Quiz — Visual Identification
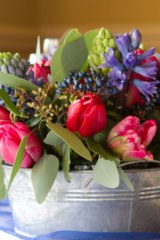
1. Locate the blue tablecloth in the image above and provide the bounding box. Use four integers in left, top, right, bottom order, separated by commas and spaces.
1, 198, 160, 240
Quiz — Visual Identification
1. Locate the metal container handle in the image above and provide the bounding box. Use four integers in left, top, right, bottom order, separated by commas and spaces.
120, 159, 160, 168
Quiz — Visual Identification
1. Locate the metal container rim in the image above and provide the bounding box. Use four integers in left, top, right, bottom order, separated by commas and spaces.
2, 159, 160, 174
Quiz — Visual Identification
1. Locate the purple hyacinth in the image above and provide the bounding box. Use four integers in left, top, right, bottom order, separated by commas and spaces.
123, 52, 136, 69
132, 79, 160, 102
130, 29, 142, 50
136, 47, 156, 64
133, 60, 158, 80
25, 69, 45, 87
108, 67, 126, 91
115, 33, 133, 59
98, 48, 125, 72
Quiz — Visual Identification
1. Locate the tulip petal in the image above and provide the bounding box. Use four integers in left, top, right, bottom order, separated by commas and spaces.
15, 122, 42, 161
67, 99, 84, 133
20, 151, 34, 168
122, 149, 145, 161
0, 107, 10, 120
1, 138, 19, 165
140, 120, 157, 147
78, 105, 107, 137
107, 116, 140, 143
144, 151, 153, 160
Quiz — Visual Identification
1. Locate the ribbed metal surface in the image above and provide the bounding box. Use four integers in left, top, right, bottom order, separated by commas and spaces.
3, 164, 160, 236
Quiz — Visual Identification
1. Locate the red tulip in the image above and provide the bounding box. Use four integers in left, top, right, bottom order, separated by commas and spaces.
125, 50, 158, 108
0, 121, 42, 168
107, 116, 157, 161
67, 94, 107, 137
0, 106, 10, 120
29, 63, 50, 83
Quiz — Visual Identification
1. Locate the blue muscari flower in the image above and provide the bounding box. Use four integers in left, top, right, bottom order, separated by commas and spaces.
108, 67, 126, 91
132, 79, 160, 102
133, 60, 158, 80
97, 48, 125, 71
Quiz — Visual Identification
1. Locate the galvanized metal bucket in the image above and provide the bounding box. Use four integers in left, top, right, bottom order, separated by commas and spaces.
3, 161, 160, 237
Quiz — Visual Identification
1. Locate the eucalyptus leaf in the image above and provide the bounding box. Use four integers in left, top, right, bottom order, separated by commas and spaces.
0, 88, 28, 118
80, 59, 88, 71
64, 29, 81, 44
0, 72, 51, 104
92, 157, 119, 188
93, 127, 110, 147
0, 184, 6, 200
118, 167, 134, 191
47, 74, 52, 84
51, 30, 98, 82
46, 122, 92, 161
44, 130, 64, 146
62, 145, 71, 183
0, 72, 38, 92
26, 115, 41, 127
114, 158, 121, 167
31, 153, 59, 204
59, 29, 72, 46
86, 137, 116, 160
0, 163, 4, 188
6, 135, 28, 196
107, 111, 123, 120
36, 36, 41, 65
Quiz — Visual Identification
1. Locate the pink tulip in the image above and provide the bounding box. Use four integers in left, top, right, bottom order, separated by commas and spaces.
29, 63, 50, 83
107, 116, 157, 161
0, 121, 42, 168
67, 93, 107, 137
0, 106, 10, 120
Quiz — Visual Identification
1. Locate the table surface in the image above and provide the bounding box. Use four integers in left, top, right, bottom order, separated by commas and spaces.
0, 198, 160, 240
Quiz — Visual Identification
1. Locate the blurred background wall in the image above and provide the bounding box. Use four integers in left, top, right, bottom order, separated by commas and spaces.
0, 0, 160, 58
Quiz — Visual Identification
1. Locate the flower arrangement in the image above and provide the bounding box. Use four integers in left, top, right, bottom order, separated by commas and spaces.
0, 28, 159, 204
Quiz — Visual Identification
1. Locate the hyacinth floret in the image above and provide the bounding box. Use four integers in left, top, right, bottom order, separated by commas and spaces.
108, 67, 126, 91
25, 69, 45, 87
98, 48, 125, 71
132, 79, 160, 102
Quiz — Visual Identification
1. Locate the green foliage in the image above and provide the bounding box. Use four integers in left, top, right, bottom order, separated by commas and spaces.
0, 163, 6, 200
51, 30, 98, 82
62, 145, 71, 183
0, 88, 28, 118
63, 29, 81, 44
0, 184, 6, 200
58, 29, 73, 46
92, 157, 119, 188
118, 167, 134, 191
0, 162, 4, 188
26, 115, 41, 127
86, 137, 116, 160
46, 122, 92, 161
0, 72, 51, 104
0, 71, 38, 92
44, 129, 64, 146
106, 111, 123, 121
31, 153, 59, 204
5, 136, 29, 196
